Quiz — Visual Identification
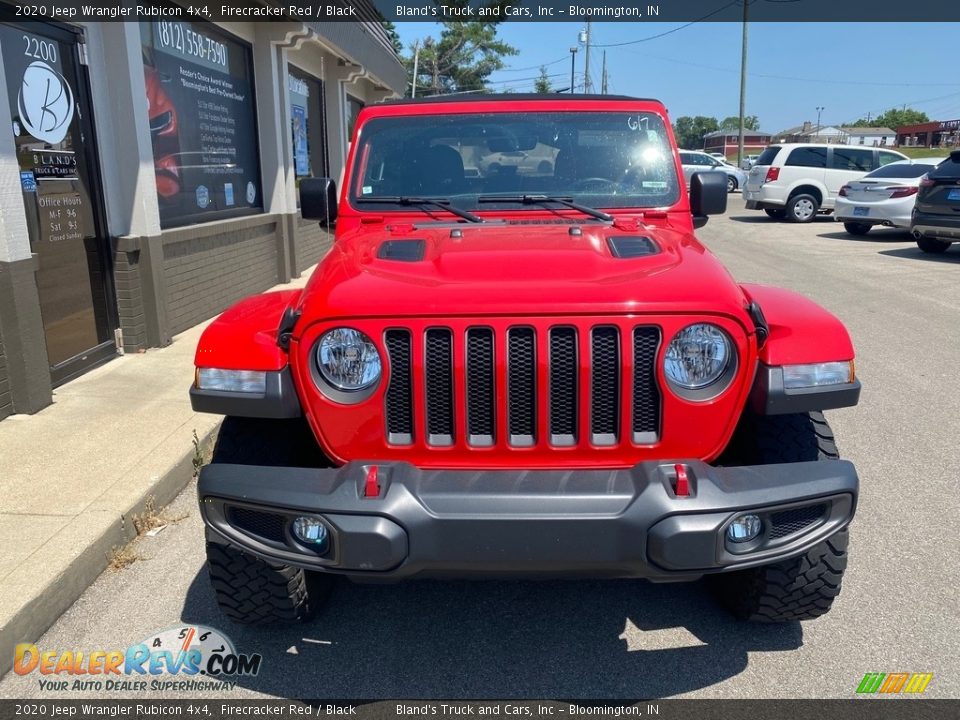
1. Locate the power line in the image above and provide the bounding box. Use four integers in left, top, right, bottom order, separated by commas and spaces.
497, 55, 570, 73
591, 1, 741, 48
616, 49, 960, 89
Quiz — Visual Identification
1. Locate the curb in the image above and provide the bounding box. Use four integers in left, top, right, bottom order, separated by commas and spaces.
0, 421, 221, 678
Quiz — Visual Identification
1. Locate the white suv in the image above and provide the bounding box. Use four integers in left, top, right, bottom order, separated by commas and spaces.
743, 143, 908, 222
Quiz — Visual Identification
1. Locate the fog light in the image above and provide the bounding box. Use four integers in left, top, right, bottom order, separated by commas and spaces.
727, 514, 762, 543
291, 517, 329, 551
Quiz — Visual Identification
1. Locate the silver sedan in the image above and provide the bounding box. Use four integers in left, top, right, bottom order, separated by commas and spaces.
835, 158, 946, 235
679, 150, 748, 193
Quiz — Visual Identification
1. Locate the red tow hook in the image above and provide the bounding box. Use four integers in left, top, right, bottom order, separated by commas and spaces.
363, 465, 381, 498
673, 463, 690, 498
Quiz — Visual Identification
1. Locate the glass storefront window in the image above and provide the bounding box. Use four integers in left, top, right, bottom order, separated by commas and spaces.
288, 66, 327, 192
140, 21, 262, 228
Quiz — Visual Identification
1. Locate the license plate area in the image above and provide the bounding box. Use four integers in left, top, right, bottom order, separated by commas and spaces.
853, 206, 870, 217
947, 188, 960, 201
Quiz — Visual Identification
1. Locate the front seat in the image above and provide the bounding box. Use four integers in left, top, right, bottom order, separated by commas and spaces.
410, 145, 466, 196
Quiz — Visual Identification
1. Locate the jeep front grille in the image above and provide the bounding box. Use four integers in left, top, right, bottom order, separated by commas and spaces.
383, 324, 662, 449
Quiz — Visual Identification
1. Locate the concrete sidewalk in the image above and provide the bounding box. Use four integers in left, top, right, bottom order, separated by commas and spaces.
0, 270, 312, 678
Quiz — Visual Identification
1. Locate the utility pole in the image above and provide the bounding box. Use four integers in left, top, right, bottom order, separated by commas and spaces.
569, 47, 578, 94
816, 106, 825, 140
737, 0, 748, 168
601, 51, 608, 95
583, 21, 592, 93
411, 40, 420, 98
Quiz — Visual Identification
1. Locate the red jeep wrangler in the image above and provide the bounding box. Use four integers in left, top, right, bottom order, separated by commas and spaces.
191, 95, 860, 624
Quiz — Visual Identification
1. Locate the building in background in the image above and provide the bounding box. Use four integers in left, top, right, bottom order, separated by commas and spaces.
837, 127, 896, 146
701, 129, 774, 160
896, 119, 960, 148
0, 11, 405, 421
776, 121, 846, 144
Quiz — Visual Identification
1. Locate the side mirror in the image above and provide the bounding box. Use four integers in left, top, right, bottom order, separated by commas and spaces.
300, 177, 338, 225
690, 171, 727, 229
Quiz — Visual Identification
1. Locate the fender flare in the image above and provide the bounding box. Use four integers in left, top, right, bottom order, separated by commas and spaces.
741, 284, 860, 415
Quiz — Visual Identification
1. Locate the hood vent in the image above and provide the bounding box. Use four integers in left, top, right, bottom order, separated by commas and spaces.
378, 240, 426, 262
607, 236, 659, 259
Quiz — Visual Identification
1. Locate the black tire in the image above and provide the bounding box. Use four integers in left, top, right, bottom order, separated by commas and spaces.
727, 175, 737, 193
205, 417, 335, 624
710, 412, 849, 622
916, 236, 951, 254
206, 542, 333, 624
786, 193, 819, 223
843, 222, 872, 236
764, 208, 786, 219
537, 160, 553, 174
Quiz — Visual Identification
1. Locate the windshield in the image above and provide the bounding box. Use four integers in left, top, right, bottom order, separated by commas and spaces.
350, 111, 680, 211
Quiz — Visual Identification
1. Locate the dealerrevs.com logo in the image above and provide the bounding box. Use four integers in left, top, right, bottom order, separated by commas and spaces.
13, 625, 261, 693
856, 672, 934, 695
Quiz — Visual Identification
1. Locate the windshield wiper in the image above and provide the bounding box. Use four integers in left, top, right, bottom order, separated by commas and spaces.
357, 196, 483, 223
476, 194, 613, 222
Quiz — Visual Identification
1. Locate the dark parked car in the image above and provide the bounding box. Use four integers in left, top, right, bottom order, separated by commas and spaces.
912, 150, 960, 253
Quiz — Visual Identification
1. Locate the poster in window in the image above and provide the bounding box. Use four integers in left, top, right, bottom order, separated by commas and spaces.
292, 104, 309, 177
140, 21, 262, 228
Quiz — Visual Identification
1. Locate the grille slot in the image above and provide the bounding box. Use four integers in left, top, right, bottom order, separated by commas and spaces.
632, 327, 662, 443
549, 327, 578, 446
466, 328, 495, 446
384, 330, 414, 444
769, 504, 826, 540
507, 327, 537, 446
424, 329, 454, 446
228, 507, 286, 543
590, 326, 620, 445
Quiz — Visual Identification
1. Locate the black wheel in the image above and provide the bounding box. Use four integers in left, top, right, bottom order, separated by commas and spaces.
710, 412, 849, 622
726, 175, 737, 193
916, 236, 951, 254
206, 542, 333, 624
843, 222, 872, 236
786, 193, 819, 223
205, 417, 335, 624
537, 160, 553, 174
764, 208, 786, 219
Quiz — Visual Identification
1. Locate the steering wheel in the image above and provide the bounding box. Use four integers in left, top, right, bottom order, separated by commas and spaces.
571, 177, 620, 192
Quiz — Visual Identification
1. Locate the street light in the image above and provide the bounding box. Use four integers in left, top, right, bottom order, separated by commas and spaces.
569, 47, 578, 95
816, 106, 825, 142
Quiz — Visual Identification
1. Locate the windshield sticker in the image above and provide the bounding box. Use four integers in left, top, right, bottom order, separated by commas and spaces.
642, 181, 668, 189
362, 186, 373, 195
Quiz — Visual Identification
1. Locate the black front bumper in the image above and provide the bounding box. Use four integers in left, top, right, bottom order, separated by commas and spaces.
198, 459, 857, 581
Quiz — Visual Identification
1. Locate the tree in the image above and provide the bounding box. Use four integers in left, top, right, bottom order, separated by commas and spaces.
719, 115, 760, 131
382, 21, 403, 56
851, 107, 929, 129
673, 116, 719, 150
406, 21, 518, 96
534, 66, 552, 94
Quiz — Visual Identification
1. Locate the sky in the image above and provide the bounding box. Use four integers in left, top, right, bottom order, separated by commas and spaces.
393, 22, 960, 133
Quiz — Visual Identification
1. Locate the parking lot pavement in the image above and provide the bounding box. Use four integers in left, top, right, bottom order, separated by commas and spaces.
2, 201, 958, 700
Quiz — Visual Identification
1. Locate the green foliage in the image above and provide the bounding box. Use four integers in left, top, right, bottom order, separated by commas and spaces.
673, 115, 720, 149
719, 115, 760, 131
534, 66, 552, 94
406, 18, 518, 96
850, 107, 929, 129
382, 21, 403, 56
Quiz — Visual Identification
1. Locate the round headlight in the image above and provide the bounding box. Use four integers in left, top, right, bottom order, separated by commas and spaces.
664, 323, 732, 391
315, 328, 382, 392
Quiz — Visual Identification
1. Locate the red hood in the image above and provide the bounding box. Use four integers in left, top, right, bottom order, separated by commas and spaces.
296, 219, 751, 328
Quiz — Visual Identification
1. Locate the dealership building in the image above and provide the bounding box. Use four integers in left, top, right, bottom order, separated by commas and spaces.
0, 12, 406, 421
